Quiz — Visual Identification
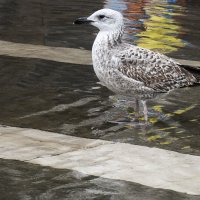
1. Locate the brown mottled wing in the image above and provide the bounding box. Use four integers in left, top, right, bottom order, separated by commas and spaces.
113, 46, 196, 92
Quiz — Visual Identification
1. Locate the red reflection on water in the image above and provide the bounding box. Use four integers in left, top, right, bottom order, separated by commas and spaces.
123, 0, 148, 34
122, 0, 187, 35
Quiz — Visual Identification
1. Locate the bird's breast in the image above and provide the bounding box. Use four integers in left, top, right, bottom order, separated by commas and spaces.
92, 42, 112, 81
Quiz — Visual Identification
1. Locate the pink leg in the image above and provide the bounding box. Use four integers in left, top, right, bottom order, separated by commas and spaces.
141, 100, 148, 122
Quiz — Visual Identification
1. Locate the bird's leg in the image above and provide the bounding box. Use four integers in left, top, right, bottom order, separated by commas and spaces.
135, 99, 140, 113
141, 100, 148, 122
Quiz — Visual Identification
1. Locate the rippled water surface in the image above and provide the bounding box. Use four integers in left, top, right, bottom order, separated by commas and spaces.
0, 0, 200, 199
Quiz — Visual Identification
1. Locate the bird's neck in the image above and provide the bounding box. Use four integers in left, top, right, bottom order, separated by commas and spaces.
93, 27, 124, 49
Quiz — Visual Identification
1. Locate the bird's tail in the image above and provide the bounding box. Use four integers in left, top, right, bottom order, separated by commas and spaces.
180, 64, 200, 83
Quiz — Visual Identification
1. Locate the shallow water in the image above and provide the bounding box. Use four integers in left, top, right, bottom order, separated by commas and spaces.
0, 0, 200, 199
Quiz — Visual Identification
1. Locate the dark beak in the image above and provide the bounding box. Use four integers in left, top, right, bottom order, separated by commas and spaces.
73, 17, 94, 25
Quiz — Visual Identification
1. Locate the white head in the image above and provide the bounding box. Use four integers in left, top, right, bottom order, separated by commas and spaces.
74, 9, 124, 32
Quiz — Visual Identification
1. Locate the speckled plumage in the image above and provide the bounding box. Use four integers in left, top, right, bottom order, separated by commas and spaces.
76, 9, 200, 98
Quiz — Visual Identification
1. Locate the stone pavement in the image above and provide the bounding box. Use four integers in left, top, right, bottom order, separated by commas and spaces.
0, 125, 200, 195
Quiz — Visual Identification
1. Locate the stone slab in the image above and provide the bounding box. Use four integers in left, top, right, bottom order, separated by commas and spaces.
0, 40, 200, 69
0, 126, 200, 195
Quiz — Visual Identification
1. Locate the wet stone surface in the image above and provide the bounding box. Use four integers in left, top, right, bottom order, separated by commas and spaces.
0, 159, 199, 200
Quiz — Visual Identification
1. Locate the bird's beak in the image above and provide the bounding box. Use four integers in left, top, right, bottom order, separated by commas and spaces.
73, 17, 94, 25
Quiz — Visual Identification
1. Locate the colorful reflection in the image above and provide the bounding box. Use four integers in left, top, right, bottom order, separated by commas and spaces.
104, 0, 187, 54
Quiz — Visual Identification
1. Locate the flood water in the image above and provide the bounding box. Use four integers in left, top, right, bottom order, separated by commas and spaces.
0, 0, 200, 199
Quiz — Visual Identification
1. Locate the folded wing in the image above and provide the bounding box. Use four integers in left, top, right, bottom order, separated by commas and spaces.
113, 45, 197, 92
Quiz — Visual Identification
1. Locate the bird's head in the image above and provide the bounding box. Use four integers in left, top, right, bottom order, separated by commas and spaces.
74, 9, 124, 32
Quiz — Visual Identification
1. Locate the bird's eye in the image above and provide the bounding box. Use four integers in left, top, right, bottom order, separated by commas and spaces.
98, 15, 105, 20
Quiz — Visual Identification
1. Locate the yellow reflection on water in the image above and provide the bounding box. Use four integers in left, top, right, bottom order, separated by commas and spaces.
136, 3, 186, 53
105, 0, 187, 54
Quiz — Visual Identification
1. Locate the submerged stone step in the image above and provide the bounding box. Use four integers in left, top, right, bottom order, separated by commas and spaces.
0, 40, 92, 65
0, 125, 200, 195
0, 40, 200, 69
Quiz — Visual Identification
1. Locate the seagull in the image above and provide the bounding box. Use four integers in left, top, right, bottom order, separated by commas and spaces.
74, 8, 200, 121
